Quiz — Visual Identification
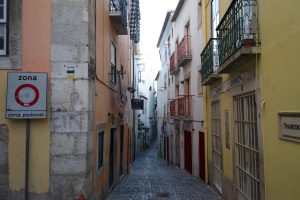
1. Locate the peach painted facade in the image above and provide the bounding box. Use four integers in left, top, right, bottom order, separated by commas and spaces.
0, 0, 135, 199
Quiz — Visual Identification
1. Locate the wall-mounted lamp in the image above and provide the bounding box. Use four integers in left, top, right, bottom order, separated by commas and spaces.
108, 113, 115, 125
127, 87, 136, 93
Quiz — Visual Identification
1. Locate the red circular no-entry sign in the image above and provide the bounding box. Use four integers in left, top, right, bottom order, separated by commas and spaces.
15, 84, 40, 107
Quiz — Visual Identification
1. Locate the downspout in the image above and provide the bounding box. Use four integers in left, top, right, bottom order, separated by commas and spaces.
132, 42, 136, 161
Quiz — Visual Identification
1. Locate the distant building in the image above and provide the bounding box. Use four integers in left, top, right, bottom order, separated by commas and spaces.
156, 0, 206, 180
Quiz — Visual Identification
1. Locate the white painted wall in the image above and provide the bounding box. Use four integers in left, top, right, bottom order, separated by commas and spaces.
167, 0, 205, 177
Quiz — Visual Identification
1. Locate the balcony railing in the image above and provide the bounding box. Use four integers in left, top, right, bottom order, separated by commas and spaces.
169, 99, 177, 117
177, 35, 192, 66
109, 0, 128, 35
217, 0, 259, 72
169, 51, 179, 74
178, 95, 192, 118
200, 38, 220, 85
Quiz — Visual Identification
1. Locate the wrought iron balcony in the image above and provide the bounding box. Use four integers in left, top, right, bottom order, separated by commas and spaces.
168, 99, 177, 118
178, 95, 192, 119
177, 35, 192, 67
169, 51, 179, 74
109, 0, 128, 35
217, 0, 260, 73
200, 38, 220, 85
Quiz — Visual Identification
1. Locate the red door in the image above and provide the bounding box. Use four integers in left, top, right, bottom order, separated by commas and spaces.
184, 131, 192, 174
199, 132, 206, 181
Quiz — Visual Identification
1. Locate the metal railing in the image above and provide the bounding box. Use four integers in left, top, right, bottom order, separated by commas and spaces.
169, 52, 177, 72
109, 0, 128, 28
177, 35, 192, 66
169, 100, 177, 117
178, 95, 192, 118
217, 0, 257, 65
200, 38, 219, 81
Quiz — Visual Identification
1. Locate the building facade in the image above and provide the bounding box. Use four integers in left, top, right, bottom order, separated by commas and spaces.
156, 0, 206, 180
201, 0, 300, 200
0, 0, 140, 199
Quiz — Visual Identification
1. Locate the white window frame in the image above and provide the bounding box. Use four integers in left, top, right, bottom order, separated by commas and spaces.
211, 101, 223, 193
211, 0, 219, 38
0, 0, 8, 55
234, 92, 260, 200
110, 39, 117, 83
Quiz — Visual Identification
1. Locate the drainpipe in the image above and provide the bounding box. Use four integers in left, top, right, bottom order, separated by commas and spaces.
132, 44, 136, 161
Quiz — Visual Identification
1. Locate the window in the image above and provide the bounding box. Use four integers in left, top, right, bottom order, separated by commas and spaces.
211, 0, 219, 38
120, 65, 124, 79
111, 40, 117, 83
97, 131, 104, 171
138, 71, 142, 83
211, 101, 223, 193
164, 45, 168, 63
0, 0, 8, 55
197, 0, 202, 29
167, 36, 171, 56
234, 93, 260, 200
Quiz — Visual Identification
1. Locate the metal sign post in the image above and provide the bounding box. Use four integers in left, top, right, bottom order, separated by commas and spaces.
25, 119, 30, 200
6, 72, 48, 200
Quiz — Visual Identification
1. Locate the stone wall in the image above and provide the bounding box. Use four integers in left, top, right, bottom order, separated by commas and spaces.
0, 124, 8, 199
50, 0, 95, 199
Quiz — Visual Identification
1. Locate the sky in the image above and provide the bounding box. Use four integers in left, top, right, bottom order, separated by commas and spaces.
139, 0, 179, 79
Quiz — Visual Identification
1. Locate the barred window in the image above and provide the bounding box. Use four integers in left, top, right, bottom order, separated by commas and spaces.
0, 0, 7, 55
234, 93, 260, 200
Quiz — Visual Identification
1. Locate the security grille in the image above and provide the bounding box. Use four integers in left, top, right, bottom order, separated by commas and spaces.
234, 93, 260, 200
211, 101, 223, 193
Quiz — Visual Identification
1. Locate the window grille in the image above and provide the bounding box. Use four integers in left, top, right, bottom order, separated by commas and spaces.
234, 93, 260, 200
0, 0, 7, 55
211, 101, 223, 192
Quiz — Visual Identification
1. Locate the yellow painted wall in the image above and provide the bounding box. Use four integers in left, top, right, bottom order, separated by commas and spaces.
203, 0, 234, 183
259, 0, 300, 199
0, 0, 51, 193
204, 0, 300, 199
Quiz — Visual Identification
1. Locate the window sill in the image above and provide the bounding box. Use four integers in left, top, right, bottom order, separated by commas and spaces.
0, 56, 22, 70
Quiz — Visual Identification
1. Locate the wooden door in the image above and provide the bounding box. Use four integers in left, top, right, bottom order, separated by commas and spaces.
184, 131, 192, 174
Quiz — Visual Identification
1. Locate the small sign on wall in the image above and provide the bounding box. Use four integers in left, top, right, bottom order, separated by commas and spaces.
279, 112, 300, 142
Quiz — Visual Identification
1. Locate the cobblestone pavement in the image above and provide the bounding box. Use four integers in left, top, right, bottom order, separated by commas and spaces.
107, 144, 221, 200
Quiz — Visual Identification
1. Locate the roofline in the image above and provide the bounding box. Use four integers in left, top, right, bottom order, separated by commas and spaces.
156, 11, 174, 47
155, 71, 160, 81
171, 0, 185, 22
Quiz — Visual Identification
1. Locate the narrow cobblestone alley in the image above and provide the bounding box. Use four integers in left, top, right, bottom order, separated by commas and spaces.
107, 144, 221, 200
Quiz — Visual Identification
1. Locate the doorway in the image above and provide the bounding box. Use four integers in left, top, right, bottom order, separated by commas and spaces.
109, 128, 116, 188
120, 126, 124, 176
199, 132, 206, 181
211, 101, 223, 193
184, 131, 192, 174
